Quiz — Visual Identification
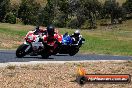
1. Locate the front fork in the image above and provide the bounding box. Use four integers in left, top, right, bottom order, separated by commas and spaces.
24, 41, 32, 52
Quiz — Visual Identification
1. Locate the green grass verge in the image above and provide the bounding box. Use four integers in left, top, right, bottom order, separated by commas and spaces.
0, 27, 28, 37
81, 32, 132, 55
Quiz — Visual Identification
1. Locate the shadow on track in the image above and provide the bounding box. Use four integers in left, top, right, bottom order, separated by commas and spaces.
54, 54, 69, 56
16, 56, 54, 60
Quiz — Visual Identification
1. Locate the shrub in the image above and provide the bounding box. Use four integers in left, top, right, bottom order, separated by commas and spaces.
16, 18, 23, 24
53, 20, 64, 28
67, 18, 80, 29
53, 14, 68, 28
4, 12, 16, 24
81, 20, 90, 29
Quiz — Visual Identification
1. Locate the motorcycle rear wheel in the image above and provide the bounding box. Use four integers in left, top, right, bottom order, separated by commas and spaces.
41, 52, 50, 59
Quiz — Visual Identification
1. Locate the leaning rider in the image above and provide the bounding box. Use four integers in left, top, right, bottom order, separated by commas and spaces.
42, 25, 62, 50
70, 29, 82, 44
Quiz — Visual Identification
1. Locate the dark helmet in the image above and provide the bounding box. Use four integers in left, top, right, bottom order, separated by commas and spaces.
35, 26, 40, 31
34, 26, 40, 34
47, 25, 55, 35
36, 26, 39, 29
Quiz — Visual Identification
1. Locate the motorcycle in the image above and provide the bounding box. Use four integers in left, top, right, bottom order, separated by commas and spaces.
53, 32, 85, 56
16, 30, 58, 59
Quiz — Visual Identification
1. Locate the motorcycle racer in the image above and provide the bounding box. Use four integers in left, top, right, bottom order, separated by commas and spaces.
41, 25, 62, 51
34, 26, 47, 36
24, 26, 45, 41
70, 29, 82, 44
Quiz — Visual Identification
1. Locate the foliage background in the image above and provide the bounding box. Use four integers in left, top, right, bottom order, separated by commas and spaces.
0, 0, 131, 29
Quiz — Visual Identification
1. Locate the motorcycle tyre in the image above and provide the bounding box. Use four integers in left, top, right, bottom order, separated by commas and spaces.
69, 48, 79, 56
41, 52, 50, 59
16, 44, 28, 58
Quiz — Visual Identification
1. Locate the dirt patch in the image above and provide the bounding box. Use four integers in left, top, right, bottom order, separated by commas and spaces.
0, 33, 23, 49
0, 40, 22, 49
0, 23, 34, 31
0, 61, 131, 88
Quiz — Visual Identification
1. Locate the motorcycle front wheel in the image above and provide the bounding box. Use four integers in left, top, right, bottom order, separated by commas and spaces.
16, 44, 29, 58
69, 48, 79, 56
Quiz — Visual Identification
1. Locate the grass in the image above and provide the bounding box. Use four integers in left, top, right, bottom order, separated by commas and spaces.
0, 27, 28, 37
99, 0, 126, 4
0, 20, 132, 55
80, 31, 132, 55
0, 23, 32, 49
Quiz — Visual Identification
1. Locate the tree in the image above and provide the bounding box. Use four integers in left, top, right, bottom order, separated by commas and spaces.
123, 0, 132, 14
18, 0, 40, 25
0, 0, 10, 22
123, 0, 132, 19
68, 0, 83, 28
9, 0, 21, 17
58, 0, 70, 27
102, 0, 124, 24
38, 0, 55, 26
78, 0, 101, 29
4, 12, 16, 24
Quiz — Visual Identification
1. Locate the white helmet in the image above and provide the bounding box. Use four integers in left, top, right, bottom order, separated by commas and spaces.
74, 30, 80, 36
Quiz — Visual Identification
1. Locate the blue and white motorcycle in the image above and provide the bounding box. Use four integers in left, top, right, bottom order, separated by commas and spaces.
53, 32, 85, 56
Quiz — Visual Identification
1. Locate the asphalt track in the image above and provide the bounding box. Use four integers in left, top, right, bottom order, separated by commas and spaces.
0, 50, 132, 63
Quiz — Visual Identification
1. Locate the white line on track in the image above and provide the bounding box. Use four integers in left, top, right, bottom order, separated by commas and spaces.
0, 60, 128, 67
